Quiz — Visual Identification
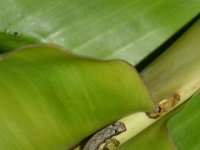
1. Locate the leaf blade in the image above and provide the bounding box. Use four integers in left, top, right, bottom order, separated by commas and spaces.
1, 0, 199, 64
0, 45, 153, 149
168, 94, 200, 150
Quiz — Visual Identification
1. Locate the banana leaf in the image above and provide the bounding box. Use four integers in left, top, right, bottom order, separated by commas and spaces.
1, 0, 199, 65
0, 45, 153, 149
168, 93, 200, 150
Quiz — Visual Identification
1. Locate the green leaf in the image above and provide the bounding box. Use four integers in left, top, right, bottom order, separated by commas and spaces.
0, 45, 153, 149
1, 0, 199, 65
168, 94, 200, 150
0, 33, 39, 53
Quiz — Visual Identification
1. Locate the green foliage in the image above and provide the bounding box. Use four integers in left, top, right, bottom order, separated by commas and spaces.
0, 45, 153, 149
0, 0, 200, 149
1, 0, 199, 65
168, 93, 200, 150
